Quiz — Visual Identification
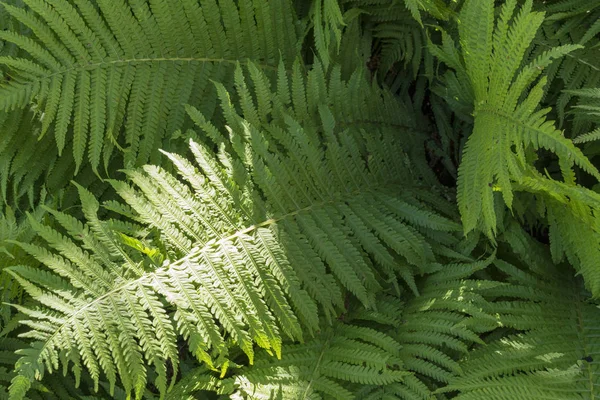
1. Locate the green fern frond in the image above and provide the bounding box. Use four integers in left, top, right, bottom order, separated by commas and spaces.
534, 0, 600, 126
445, 248, 600, 399
572, 128, 600, 144
340, 255, 496, 400
512, 169, 600, 296
307, 0, 346, 68
565, 88, 600, 144
0, 204, 46, 329
232, 322, 407, 400
343, 0, 453, 27
164, 317, 407, 399
5, 61, 459, 399
433, 0, 598, 238
338, 0, 454, 83
0, 0, 301, 182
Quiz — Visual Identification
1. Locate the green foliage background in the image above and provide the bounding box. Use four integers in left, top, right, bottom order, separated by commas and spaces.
0, 0, 599, 399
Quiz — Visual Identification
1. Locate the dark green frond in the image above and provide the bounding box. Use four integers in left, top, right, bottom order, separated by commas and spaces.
0, 0, 301, 193
446, 247, 600, 399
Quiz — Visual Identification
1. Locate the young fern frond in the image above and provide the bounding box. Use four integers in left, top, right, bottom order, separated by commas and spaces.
0, 0, 301, 179
432, 0, 599, 238
6, 61, 460, 399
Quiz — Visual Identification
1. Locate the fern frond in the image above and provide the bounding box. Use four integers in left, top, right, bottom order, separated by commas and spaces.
0, 204, 46, 329
0, 0, 301, 183
337, 0, 455, 85
512, 168, 600, 296
341, 256, 496, 400
534, 0, 600, 126
445, 246, 600, 399
565, 88, 600, 145
434, 0, 598, 238
233, 322, 407, 400
6, 61, 459, 399
343, 0, 453, 27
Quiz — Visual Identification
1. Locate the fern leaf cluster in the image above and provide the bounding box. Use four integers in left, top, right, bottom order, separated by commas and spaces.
5, 61, 460, 399
0, 0, 300, 198
1, 0, 600, 399
433, 0, 599, 238
444, 223, 600, 399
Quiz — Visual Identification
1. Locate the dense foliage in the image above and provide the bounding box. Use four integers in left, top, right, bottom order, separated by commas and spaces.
0, 0, 599, 399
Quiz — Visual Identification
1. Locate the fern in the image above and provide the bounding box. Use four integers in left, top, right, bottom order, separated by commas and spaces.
566, 88, 600, 145
535, 0, 600, 126
349, 255, 497, 400
344, 1, 425, 75
148, 255, 500, 400
344, 0, 453, 27
0, 204, 47, 331
515, 168, 600, 296
445, 224, 600, 399
232, 322, 407, 399
431, 0, 599, 238
0, 0, 301, 185
5, 61, 460, 399
2, 1, 600, 399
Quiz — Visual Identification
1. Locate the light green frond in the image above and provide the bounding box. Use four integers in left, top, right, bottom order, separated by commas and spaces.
437, 0, 597, 238
6, 61, 459, 399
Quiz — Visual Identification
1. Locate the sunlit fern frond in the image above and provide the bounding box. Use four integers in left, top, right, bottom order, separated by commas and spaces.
231, 322, 408, 400
167, 255, 499, 400
5, 61, 460, 399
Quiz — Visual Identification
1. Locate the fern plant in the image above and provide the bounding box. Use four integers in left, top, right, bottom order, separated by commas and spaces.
0, 0, 301, 196
445, 221, 600, 399
2, 0, 600, 399
431, 0, 599, 238
535, 0, 600, 126
5, 61, 462, 399
146, 254, 500, 400
567, 88, 600, 145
